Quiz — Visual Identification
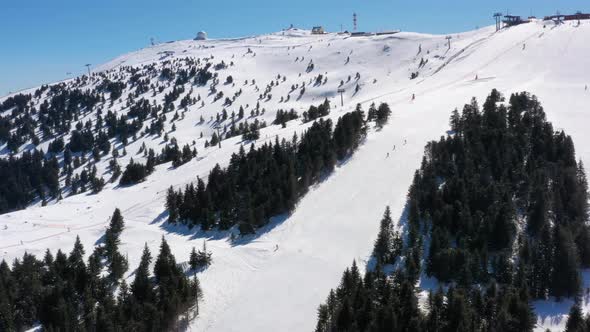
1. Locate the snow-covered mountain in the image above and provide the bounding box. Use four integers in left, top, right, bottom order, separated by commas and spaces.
1, 20, 590, 332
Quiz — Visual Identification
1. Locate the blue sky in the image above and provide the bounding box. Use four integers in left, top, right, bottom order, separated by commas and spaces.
1, 0, 587, 96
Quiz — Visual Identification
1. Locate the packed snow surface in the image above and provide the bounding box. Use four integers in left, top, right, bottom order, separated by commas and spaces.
2, 21, 590, 332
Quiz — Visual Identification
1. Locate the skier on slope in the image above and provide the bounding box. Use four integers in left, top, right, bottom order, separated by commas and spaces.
411, 93, 415, 101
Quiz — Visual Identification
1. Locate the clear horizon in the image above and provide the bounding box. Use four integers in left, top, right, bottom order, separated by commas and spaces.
1, 0, 588, 96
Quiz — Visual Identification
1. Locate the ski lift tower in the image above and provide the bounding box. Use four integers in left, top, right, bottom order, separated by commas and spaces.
84, 64, 91, 77
494, 12, 503, 31
445, 36, 452, 49
337, 88, 346, 107
213, 124, 222, 149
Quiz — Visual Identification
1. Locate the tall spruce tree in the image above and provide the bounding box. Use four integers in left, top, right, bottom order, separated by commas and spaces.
373, 206, 393, 265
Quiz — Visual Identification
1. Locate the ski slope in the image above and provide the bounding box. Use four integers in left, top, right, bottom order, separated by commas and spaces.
2, 20, 590, 332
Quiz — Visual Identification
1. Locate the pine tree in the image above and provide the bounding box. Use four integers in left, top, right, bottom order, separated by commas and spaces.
577, 161, 589, 222
68, 236, 88, 294
154, 236, 177, 283
109, 208, 124, 236
210, 132, 219, 147
565, 301, 585, 332
189, 247, 198, 271
132, 244, 154, 303
550, 226, 582, 299
166, 186, 179, 223
375, 103, 391, 128
367, 103, 377, 121
576, 226, 590, 268
449, 108, 461, 133
109, 251, 128, 283
194, 241, 212, 268
103, 208, 128, 282
373, 206, 393, 264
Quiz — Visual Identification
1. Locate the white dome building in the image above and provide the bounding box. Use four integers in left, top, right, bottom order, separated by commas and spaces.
195, 31, 207, 40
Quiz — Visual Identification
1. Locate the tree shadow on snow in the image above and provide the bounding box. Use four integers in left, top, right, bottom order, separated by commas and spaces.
177, 260, 211, 276
153, 210, 290, 247
157, 220, 230, 243
150, 210, 169, 225
229, 213, 290, 247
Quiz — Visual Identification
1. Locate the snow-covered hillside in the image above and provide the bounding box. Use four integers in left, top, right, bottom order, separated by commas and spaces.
2, 20, 590, 332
